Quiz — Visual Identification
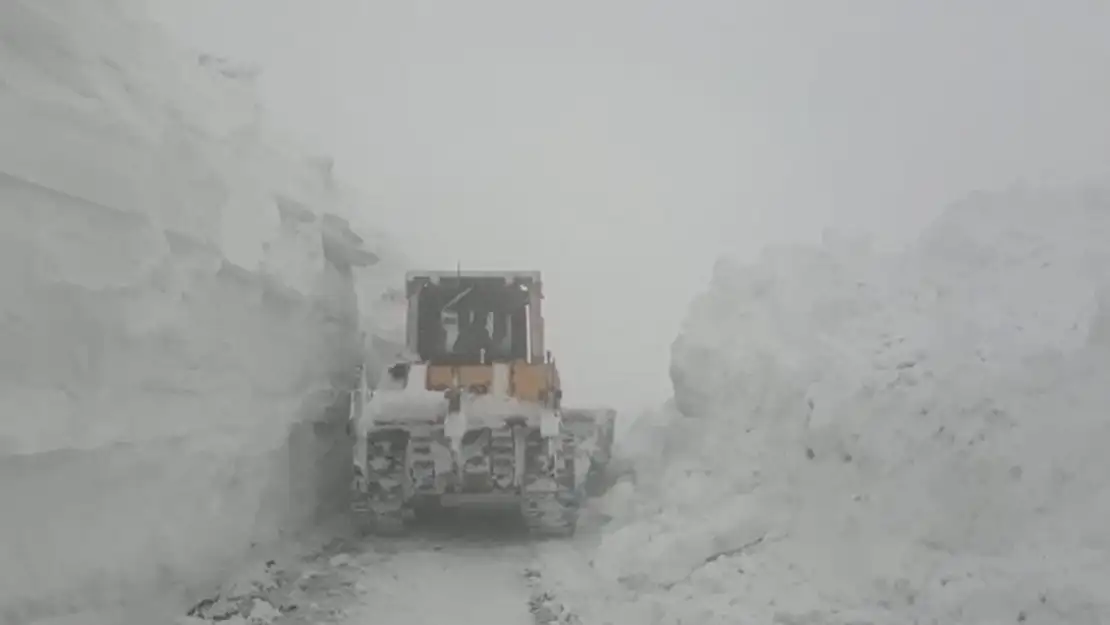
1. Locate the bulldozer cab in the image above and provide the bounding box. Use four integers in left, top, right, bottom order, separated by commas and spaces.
405, 270, 546, 366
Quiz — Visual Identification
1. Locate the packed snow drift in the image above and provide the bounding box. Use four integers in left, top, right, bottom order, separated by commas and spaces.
541, 184, 1110, 625
0, 2, 404, 622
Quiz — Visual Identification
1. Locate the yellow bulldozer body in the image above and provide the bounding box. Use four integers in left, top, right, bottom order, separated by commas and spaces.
348, 269, 612, 536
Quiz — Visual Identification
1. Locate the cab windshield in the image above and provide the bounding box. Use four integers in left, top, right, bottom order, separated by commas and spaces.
413, 277, 532, 364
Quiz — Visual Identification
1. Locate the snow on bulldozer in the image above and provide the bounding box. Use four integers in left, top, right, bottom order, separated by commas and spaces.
349, 270, 615, 537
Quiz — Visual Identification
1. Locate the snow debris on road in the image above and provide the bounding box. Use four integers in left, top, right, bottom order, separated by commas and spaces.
184, 558, 286, 624
179, 532, 372, 625
536, 185, 1110, 625
524, 566, 581, 625
176, 517, 554, 625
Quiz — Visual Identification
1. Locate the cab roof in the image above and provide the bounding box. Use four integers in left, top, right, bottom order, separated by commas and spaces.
405, 270, 543, 298
405, 270, 541, 282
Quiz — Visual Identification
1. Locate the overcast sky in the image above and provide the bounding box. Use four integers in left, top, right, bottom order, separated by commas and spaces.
149, 0, 1110, 412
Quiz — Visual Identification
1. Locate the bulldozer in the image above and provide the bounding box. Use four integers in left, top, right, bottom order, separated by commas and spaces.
348, 270, 615, 536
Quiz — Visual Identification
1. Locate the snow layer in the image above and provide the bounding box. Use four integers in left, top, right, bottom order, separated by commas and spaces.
542, 184, 1110, 625
0, 2, 402, 622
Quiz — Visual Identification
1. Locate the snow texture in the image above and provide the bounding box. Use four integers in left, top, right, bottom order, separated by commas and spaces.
541, 184, 1110, 625
335, 541, 535, 625
185, 531, 538, 625
0, 2, 404, 623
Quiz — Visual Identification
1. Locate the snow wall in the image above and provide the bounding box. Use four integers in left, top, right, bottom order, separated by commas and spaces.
545, 184, 1110, 625
0, 3, 405, 623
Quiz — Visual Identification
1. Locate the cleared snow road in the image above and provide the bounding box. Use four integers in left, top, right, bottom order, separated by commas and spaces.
335, 539, 536, 625
242, 514, 550, 625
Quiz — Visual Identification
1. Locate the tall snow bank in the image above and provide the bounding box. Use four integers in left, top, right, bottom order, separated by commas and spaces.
545, 185, 1110, 625
0, 3, 401, 623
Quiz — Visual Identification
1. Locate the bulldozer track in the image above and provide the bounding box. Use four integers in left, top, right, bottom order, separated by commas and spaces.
521, 431, 581, 537
355, 430, 410, 534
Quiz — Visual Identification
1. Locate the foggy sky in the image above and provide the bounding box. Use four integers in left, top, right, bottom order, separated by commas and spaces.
150, 0, 1110, 412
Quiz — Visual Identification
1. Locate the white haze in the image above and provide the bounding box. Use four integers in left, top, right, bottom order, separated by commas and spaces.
149, 0, 1110, 413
